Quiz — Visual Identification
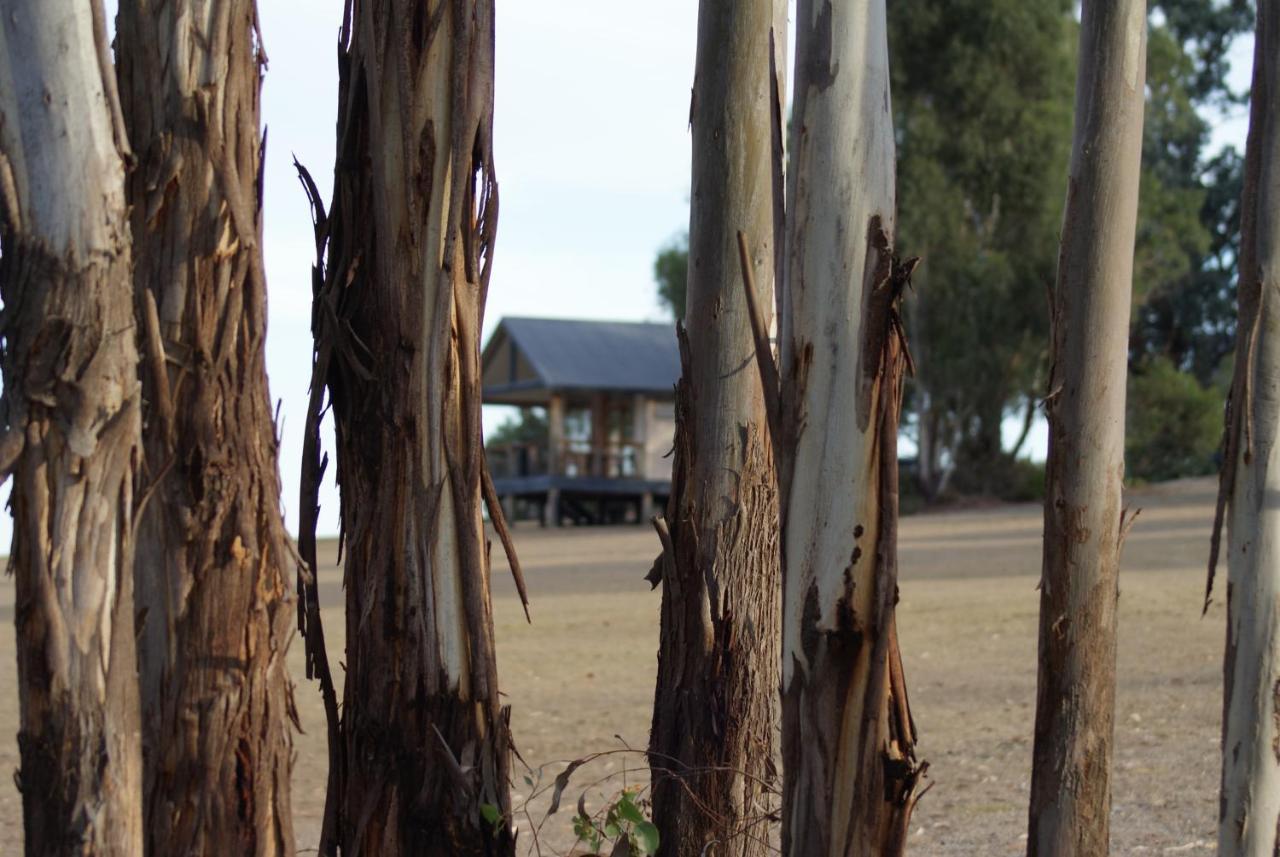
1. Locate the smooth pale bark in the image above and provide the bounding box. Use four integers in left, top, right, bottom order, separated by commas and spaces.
115, 2, 296, 854
648, 1, 785, 854
1026, 1, 1146, 853
777, 1, 926, 853
1214, 3, 1280, 851
300, 1, 513, 853
0, 2, 144, 854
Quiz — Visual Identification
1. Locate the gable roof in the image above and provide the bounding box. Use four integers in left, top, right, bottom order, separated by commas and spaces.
483, 317, 680, 399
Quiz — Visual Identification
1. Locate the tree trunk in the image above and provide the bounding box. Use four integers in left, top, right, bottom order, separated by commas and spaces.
1211, 3, 1280, 852
777, 1, 927, 853
1027, 1, 1146, 853
301, 1, 513, 853
0, 2, 144, 854
114, 2, 296, 854
648, 0, 785, 854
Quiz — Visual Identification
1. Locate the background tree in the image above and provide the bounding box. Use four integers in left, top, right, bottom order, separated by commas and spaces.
0, 2, 144, 853
1127, 1, 1251, 430
115, 1, 297, 853
1125, 357, 1223, 482
776, 0, 926, 852
890, 0, 1076, 499
647, 0, 784, 853
891, 0, 1248, 498
1209, 1, 1280, 849
654, 233, 688, 320
298, 1, 517, 853
1027, 0, 1146, 852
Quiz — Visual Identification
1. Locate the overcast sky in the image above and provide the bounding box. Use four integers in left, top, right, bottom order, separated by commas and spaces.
0, 5, 1256, 546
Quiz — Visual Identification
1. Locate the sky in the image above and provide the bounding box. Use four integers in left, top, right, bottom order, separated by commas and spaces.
0, 4, 1258, 545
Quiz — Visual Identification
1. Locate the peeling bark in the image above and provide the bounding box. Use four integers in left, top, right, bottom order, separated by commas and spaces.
0, 2, 144, 854
1027, 2, 1146, 854
647, 2, 785, 855
300, 1, 513, 854
114, 2, 296, 854
776, 1, 926, 853
1210, 3, 1280, 853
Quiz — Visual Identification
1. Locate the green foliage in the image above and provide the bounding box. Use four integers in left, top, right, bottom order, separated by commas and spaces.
946, 454, 1046, 503
1152, 0, 1253, 108
479, 803, 503, 838
890, 0, 1248, 497
1132, 148, 1241, 386
1129, 6, 1250, 389
653, 234, 688, 321
572, 790, 659, 857
1126, 358, 1223, 483
891, 0, 1075, 496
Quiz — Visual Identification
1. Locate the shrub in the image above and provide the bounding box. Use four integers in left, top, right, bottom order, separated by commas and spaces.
1126, 357, 1223, 483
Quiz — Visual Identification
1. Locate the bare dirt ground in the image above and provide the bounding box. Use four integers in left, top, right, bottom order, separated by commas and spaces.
0, 477, 1226, 854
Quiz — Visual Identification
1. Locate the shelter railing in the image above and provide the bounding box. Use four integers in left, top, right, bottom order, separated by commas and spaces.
485, 440, 647, 480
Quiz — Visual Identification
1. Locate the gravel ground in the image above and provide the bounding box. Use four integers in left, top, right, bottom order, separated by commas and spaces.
0, 477, 1226, 855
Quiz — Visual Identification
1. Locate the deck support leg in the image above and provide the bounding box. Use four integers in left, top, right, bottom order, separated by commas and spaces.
639, 491, 655, 524
544, 488, 560, 528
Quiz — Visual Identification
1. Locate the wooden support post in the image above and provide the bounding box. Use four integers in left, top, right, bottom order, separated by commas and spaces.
547, 393, 565, 476
633, 393, 649, 478
640, 491, 655, 523
544, 488, 560, 528
591, 392, 607, 476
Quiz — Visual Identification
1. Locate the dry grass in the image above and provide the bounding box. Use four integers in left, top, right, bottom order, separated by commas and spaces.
0, 477, 1226, 854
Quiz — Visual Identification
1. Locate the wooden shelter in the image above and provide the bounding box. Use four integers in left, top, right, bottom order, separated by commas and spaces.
482, 317, 679, 525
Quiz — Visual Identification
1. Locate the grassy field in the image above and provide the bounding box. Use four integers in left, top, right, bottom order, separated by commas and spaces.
0, 477, 1227, 854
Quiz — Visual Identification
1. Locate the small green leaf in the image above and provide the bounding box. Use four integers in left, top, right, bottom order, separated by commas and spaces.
634, 820, 660, 856
615, 793, 645, 825
479, 803, 502, 836
604, 821, 621, 839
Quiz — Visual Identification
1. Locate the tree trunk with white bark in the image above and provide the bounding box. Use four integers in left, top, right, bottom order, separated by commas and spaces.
299, 1, 515, 854
776, 1, 927, 853
1210, 2, 1280, 852
0, 2, 144, 854
1026, 1, 1146, 853
114, 2, 296, 854
647, 1, 785, 854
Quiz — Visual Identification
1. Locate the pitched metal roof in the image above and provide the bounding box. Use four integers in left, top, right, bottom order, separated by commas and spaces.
485, 316, 680, 395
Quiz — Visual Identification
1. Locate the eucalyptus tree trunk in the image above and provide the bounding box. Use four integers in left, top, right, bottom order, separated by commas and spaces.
648, 1, 785, 854
1211, 3, 1280, 851
300, 1, 512, 854
1027, 1, 1146, 853
776, 0, 927, 853
114, 2, 296, 854
0, 2, 144, 854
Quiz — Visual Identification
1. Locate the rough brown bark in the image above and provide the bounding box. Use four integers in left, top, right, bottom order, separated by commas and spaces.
113, 2, 297, 854
1027, 1, 1146, 853
0, 2, 144, 854
299, 1, 513, 854
646, 2, 785, 855
774, 1, 927, 853
1207, 2, 1280, 852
